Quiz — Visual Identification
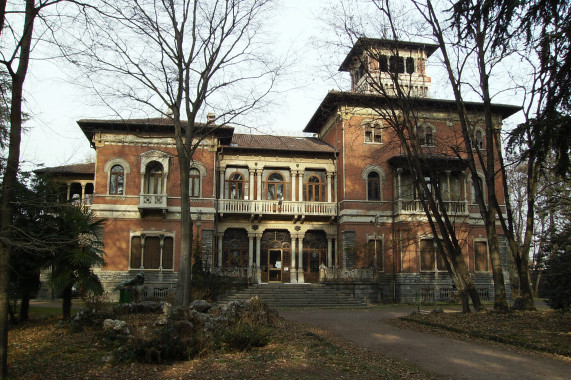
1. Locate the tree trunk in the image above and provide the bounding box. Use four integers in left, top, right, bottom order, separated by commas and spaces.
487, 225, 508, 311
62, 285, 72, 320
0, 1, 36, 377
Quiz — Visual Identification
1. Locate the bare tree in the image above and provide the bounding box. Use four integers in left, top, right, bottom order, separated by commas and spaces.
0, 1, 90, 377
65, 0, 281, 306
325, 1, 485, 312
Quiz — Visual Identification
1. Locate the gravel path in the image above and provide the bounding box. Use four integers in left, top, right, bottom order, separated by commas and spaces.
280, 306, 571, 380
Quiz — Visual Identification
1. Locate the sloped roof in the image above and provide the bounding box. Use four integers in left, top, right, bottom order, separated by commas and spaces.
228, 134, 337, 154
34, 162, 95, 176
77, 118, 234, 147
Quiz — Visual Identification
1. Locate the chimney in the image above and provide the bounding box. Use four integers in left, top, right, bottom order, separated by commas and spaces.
207, 112, 215, 125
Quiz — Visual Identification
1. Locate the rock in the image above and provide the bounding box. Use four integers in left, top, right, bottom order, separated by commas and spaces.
430, 308, 444, 314
190, 299, 212, 313
101, 355, 113, 363
170, 306, 191, 320
103, 319, 130, 335
162, 302, 172, 315
154, 315, 168, 326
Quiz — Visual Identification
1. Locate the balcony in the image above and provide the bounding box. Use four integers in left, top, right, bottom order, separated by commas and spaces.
139, 194, 168, 212
396, 199, 468, 216
218, 199, 337, 220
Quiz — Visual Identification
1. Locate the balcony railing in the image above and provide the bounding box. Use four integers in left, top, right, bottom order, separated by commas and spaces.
218, 199, 337, 217
139, 194, 168, 210
396, 199, 468, 215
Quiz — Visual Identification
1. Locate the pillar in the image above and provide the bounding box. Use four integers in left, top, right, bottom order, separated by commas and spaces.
255, 233, 262, 283
217, 232, 223, 268
290, 235, 297, 283
248, 169, 255, 200
327, 234, 334, 268
291, 170, 297, 202
326, 172, 332, 202
298, 171, 303, 202
297, 234, 304, 283
219, 167, 225, 199
248, 233, 254, 277
256, 169, 262, 200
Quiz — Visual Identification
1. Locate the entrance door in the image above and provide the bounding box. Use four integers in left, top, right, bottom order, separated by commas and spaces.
268, 249, 282, 282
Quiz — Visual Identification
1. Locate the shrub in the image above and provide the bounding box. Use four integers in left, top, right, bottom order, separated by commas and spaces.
218, 321, 271, 351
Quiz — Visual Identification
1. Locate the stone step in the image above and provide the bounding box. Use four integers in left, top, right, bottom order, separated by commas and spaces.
217, 283, 367, 308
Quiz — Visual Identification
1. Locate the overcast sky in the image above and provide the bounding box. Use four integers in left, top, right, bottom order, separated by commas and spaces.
18, 0, 522, 172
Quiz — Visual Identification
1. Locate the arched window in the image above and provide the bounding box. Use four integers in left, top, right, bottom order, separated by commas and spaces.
266, 172, 285, 200
367, 172, 381, 201
145, 161, 164, 194
471, 174, 485, 204
229, 172, 245, 199
109, 165, 124, 195
305, 175, 324, 202
189, 168, 200, 198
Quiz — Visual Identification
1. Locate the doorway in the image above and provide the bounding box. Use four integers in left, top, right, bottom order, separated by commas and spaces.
268, 249, 282, 282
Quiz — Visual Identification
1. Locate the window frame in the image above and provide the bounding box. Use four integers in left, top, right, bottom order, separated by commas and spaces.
189, 168, 201, 198
145, 161, 164, 195
363, 121, 382, 144
265, 171, 286, 200
304, 175, 325, 202
129, 233, 175, 271
109, 164, 125, 195
417, 124, 435, 147
228, 171, 245, 200
104, 158, 131, 196
419, 237, 447, 272
474, 239, 489, 272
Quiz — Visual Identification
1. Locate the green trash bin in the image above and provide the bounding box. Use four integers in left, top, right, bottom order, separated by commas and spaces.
119, 288, 131, 303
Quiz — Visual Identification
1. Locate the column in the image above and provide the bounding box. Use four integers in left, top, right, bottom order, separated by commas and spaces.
248, 169, 255, 200
219, 167, 225, 199
326, 172, 332, 202
298, 171, 303, 202
217, 232, 223, 268
327, 234, 334, 268
396, 168, 402, 199
248, 233, 254, 278
291, 170, 297, 202
290, 235, 297, 283
66, 184, 71, 201
297, 234, 304, 283
255, 233, 262, 283
446, 170, 451, 201
81, 183, 86, 204
256, 169, 262, 200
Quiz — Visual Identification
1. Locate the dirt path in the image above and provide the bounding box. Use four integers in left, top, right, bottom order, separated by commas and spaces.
280, 307, 570, 380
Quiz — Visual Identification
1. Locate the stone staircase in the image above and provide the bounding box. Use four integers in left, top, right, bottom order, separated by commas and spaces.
217, 283, 368, 308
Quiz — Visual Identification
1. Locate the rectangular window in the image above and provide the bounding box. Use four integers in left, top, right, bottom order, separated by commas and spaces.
420, 239, 435, 271
475, 241, 488, 271
406, 57, 415, 74
144, 236, 161, 269
130, 235, 174, 270
379, 55, 388, 72
190, 175, 200, 197
130, 236, 142, 269
389, 56, 405, 73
